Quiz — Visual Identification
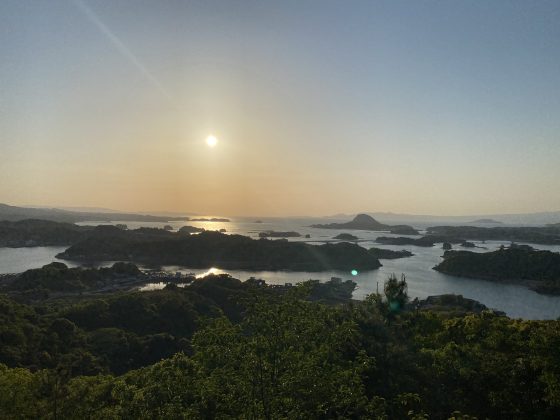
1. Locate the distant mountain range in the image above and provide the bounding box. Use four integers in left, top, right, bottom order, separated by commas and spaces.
3, 202, 560, 227
0, 203, 189, 223
469, 218, 503, 225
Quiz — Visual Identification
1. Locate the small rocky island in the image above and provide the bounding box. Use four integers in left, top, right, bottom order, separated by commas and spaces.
433, 246, 560, 295
258, 231, 301, 238
311, 214, 419, 234
178, 225, 206, 234
333, 233, 358, 241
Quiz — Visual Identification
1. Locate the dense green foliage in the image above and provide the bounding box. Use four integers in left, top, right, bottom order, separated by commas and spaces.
1, 272, 559, 418
383, 273, 408, 311
57, 229, 382, 271
434, 247, 560, 295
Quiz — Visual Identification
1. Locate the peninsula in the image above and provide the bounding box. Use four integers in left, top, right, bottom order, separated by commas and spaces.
0, 219, 92, 247
0, 203, 189, 223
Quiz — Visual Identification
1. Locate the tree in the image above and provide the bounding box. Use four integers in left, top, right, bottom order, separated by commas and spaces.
384, 273, 408, 312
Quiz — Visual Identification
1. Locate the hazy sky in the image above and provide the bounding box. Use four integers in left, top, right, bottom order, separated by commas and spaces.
1, 1, 559, 216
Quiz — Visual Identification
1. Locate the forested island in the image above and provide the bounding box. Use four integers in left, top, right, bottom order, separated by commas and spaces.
258, 230, 301, 238
56, 226, 381, 271
427, 225, 560, 245
311, 214, 420, 235
434, 246, 560, 295
1, 268, 559, 419
368, 247, 414, 259
375, 235, 465, 247
333, 233, 359, 240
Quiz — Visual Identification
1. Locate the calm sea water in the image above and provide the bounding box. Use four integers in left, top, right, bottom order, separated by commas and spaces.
1, 217, 560, 320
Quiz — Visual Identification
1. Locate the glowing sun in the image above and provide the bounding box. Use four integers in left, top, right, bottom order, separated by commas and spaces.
206, 135, 218, 147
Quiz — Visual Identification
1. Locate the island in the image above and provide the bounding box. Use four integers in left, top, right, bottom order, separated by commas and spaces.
258, 231, 301, 238
433, 246, 560, 295
178, 225, 205, 234
311, 214, 419, 234
56, 228, 382, 272
388, 225, 421, 235
426, 225, 560, 245
375, 235, 463, 247
376, 235, 482, 248
368, 247, 413, 259
333, 233, 358, 241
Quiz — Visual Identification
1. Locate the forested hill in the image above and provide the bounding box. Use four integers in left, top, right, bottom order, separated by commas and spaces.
0, 219, 91, 247
0, 272, 559, 419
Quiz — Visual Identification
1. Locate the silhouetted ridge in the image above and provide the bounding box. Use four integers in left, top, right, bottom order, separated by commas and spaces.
311, 213, 418, 234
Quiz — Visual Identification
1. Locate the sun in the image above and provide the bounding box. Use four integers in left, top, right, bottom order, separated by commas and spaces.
206, 135, 218, 147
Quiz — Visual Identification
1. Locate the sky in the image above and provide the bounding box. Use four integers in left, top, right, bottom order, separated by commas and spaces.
1, 0, 559, 217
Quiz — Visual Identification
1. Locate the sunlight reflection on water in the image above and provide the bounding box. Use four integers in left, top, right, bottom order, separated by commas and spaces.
4, 217, 560, 319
